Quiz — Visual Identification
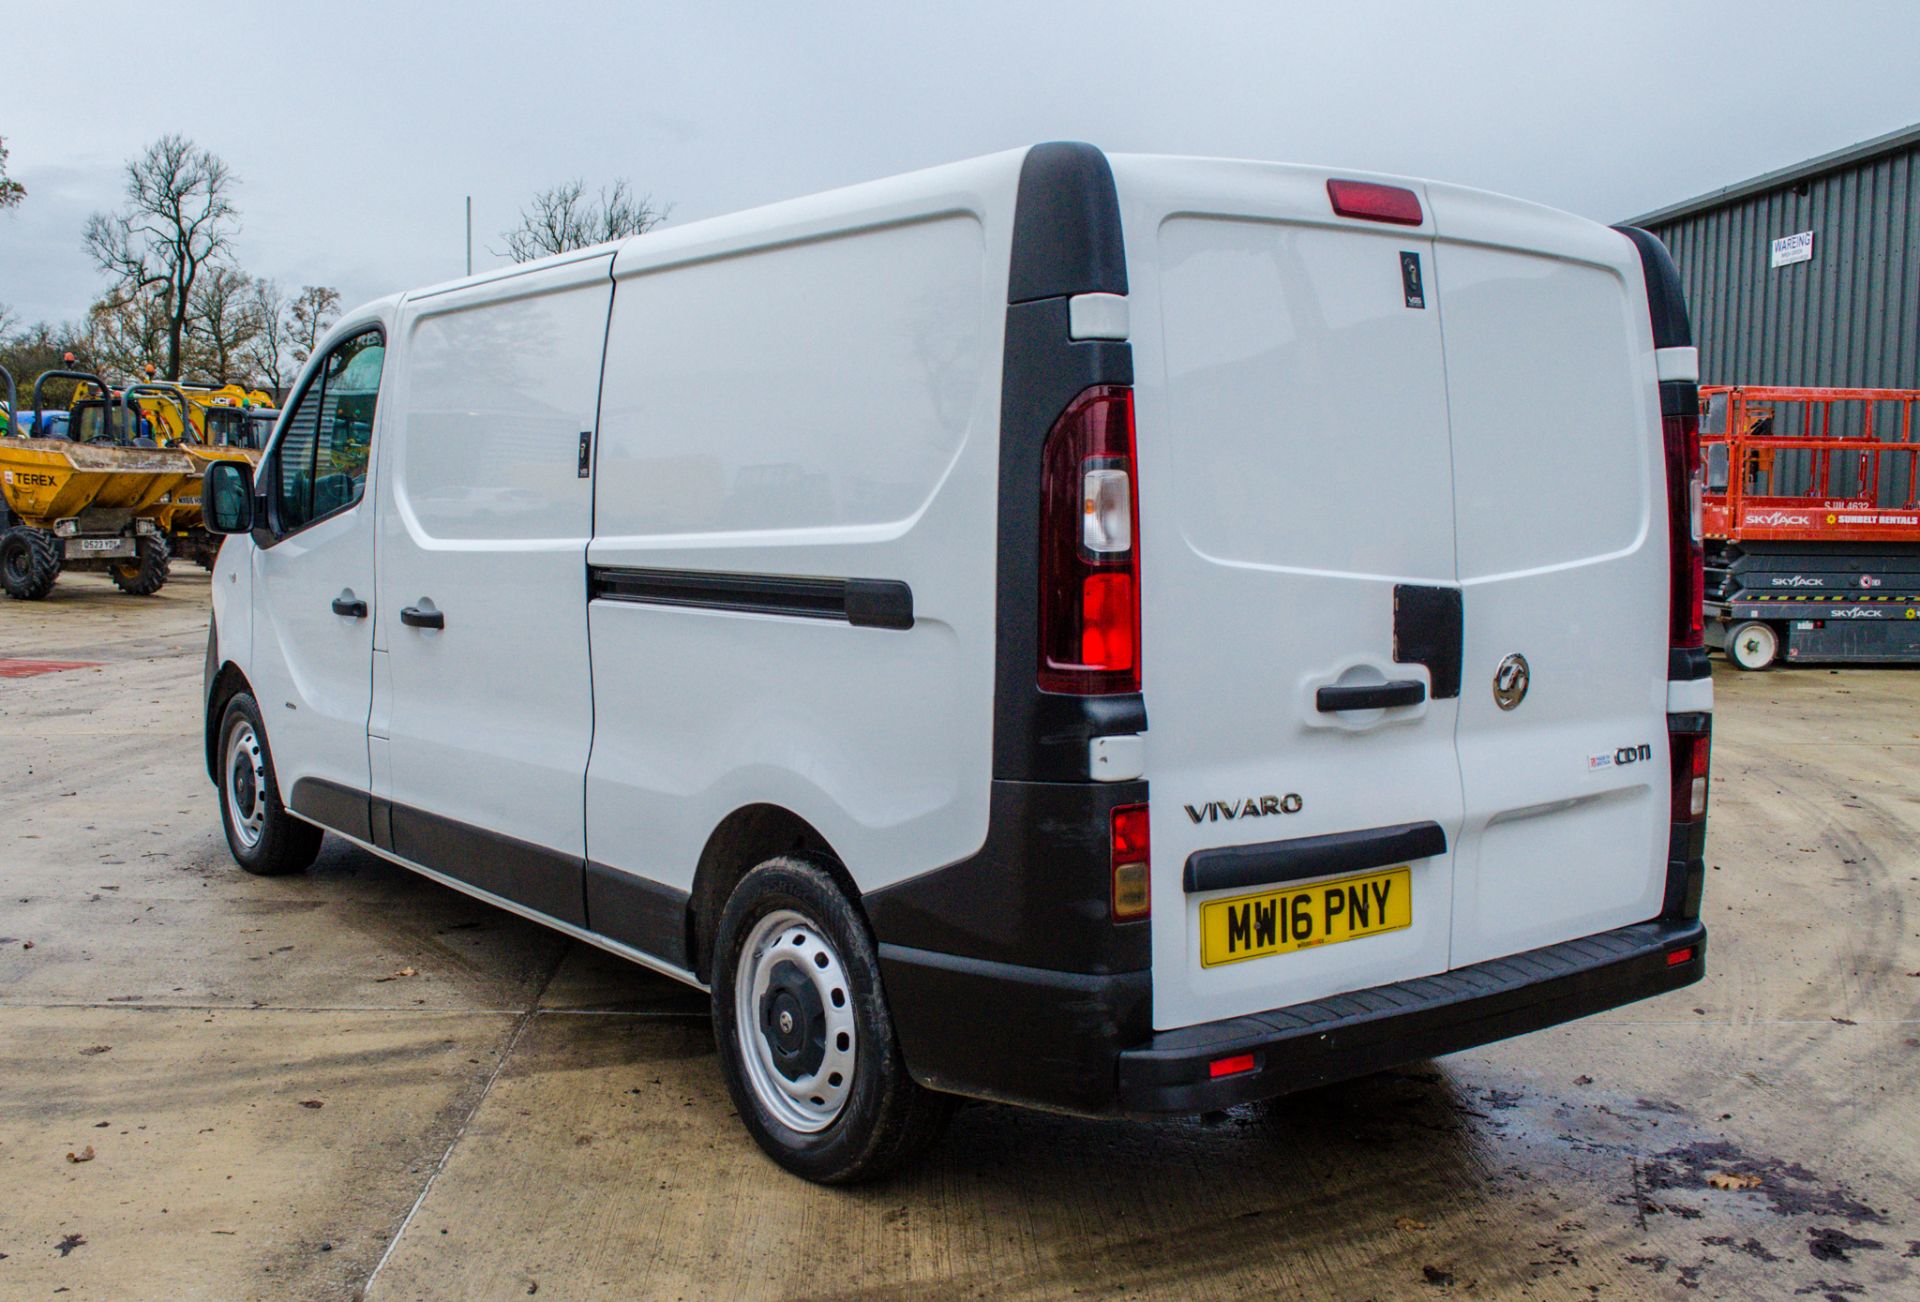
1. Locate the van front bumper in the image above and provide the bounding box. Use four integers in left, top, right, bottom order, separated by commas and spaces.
1115, 919, 1705, 1115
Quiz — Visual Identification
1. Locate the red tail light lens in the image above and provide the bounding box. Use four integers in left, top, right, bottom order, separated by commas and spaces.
1663, 411, 1705, 649
1040, 386, 1140, 694
1111, 802, 1150, 921
1669, 720, 1711, 823
1209, 1052, 1256, 1079
1326, 179, 1424, 226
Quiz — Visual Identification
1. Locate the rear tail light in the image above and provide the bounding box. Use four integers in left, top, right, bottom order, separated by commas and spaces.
1663, 410, 1705, 650
1669, 718, 1711, 824
1667, 946, 1695, 967
1326, 179, 1424, 226
1039, 386, 1140, 694
1111, 803, 1150, 921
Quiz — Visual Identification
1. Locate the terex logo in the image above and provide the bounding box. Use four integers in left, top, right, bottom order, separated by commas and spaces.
1185, 794, 1303, 823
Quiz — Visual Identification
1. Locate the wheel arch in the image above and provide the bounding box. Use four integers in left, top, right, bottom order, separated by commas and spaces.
204, 658, 255, 785
687, 804, 858, 984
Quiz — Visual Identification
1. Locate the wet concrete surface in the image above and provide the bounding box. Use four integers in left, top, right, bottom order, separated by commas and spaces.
2, 571, 1917, 1299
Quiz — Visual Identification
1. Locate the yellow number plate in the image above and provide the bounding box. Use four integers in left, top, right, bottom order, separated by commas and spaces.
1200, 866, 1412, 968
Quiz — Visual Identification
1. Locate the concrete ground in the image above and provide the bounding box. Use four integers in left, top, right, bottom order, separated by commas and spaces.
2, 569, 1917, 1302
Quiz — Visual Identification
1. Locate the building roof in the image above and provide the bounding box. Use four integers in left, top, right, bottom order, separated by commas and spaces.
1624, 121, 1920, 228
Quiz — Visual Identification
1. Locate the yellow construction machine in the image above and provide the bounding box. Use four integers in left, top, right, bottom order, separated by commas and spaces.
65, 375, 276, 569
1, 366, 195, 599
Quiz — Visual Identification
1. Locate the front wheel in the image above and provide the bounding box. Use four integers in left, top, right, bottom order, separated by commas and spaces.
1, 526, 61, 600
1726, 620, 1780, 671
216, 692, 323, 876
109, 534, 170, 595
712, 857, 952, 1183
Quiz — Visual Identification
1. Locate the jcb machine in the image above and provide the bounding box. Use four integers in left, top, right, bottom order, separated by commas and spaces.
1702, 385, 1920, 668
0, 366, 195, 600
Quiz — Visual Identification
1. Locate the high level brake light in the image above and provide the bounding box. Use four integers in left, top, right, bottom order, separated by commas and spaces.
1039, 385, 1140, 694
1326, 179, 1424, 226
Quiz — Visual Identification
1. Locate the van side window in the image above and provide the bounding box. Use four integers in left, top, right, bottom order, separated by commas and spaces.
274, 328, 385, 531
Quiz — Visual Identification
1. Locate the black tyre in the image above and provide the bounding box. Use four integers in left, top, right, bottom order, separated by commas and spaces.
712, 856, 952, 1183
109, 533, 170, 595
1, 526, 61, 600
215, 692, 322, 876
1726, 620, 1780, 671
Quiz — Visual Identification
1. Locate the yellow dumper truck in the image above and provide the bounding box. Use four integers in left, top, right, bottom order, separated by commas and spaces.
1, 367, 196, 599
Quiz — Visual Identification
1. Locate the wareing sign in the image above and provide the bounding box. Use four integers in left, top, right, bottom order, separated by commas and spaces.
1771, 230, 1815, 268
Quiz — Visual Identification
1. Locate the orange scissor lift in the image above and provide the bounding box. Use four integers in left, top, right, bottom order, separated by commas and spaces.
1701, 385, 1920, 668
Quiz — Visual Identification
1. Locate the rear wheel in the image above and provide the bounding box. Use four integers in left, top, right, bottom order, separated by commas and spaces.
109, 534, 170, 595
1, 526, 61, 600
712, 856, 952, 1183
1726, 620, 1780, 671
217, 692, 322, 876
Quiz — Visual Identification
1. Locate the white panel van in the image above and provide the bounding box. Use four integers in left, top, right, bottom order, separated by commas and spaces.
200, 143, 1713, 1183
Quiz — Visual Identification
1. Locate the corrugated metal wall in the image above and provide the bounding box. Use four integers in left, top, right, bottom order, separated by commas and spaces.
1642, 138, 1919, 501
1645, 141, 1919, 393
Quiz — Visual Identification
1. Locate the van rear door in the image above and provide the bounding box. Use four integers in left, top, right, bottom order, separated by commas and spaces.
1425, 187, 1672, 967
1121, 162, 1467, 1031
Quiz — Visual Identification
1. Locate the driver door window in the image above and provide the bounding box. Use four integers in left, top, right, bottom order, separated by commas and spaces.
274, 328, 385, 533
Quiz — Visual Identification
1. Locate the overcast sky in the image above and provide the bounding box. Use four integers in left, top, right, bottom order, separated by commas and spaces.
3, 0, 1917, 326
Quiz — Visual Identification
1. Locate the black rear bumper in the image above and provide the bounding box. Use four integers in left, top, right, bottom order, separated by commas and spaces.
881, 918, 1704, 1117
1115, 920, 1705, 1115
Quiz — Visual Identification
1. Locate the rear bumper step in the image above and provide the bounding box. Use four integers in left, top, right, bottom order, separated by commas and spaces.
1116, 919, 1705, 1115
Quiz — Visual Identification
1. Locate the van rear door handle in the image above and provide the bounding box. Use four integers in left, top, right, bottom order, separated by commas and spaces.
1316, 680, 1426, 712
400, 605, 444, 630
331, 596, 368, 619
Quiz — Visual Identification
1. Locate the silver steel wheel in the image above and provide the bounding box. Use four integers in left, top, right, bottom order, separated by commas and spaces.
225, 719, 268, 849
733, 908, 858, 1133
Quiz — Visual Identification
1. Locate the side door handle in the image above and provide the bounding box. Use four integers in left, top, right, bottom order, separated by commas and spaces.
331, 595, 368, 619
400, 605, 444, 630
1316, 680, 1426, 713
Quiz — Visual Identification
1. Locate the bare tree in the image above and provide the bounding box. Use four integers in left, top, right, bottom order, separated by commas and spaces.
501, 178, 668, 262
244, 278, 291, 393
287, 285, 341, 367
0, 136, 23, 210
84, 285, 173, 379
83, 134, 239, 379
188, 266, 261, 385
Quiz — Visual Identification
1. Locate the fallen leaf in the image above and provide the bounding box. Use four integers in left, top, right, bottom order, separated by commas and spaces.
66, 1145, 96, 1164
1574, 1075, 1594, 1086
1831, 1017, 1857, 1026
55, 1233, 85, 1257
78, 1045, 111, 1056
1707, 1171, 1762, 1191
298, 1100, 324, 1109
374, 967, 418, 983
21, 940, 34, 950
1397, 1216, 1429, 1232
1421, 1264, 1455, 1287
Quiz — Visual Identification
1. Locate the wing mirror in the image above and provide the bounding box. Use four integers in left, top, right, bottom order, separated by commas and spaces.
203, 461, 255, 534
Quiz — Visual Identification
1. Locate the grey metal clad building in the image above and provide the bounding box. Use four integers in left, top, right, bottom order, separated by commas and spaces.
1626, 123, 1920, 390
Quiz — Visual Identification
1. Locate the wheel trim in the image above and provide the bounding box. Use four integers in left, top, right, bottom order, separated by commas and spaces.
734, 909, 858, 1133
225, 720, 268, 849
